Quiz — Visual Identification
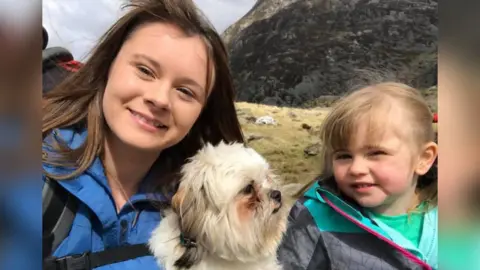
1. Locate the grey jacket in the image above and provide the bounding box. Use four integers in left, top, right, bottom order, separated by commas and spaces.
277, 182, 437, 270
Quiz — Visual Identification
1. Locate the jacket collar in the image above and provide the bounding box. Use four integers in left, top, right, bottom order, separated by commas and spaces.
419, 207, 438, 268
43, 127, 170, 227
305, 179, 437, 267
304, 179, 365, 221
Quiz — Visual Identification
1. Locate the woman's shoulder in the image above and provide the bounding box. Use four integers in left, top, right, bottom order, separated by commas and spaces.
43, 125, 88, 151
42, 125, 88, 174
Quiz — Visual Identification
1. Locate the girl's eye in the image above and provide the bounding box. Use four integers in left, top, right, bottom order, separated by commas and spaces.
369, 150, 387, 156
334, 153, 351, 160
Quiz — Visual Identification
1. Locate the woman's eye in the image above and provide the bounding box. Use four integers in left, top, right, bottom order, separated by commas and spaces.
177, 87, 194, 98
136, 65, 154, 77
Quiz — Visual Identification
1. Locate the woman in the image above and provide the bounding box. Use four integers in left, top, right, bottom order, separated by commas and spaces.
42, 0, 244, 269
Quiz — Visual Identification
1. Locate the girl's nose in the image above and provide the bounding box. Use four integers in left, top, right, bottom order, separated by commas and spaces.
349, 157, 368, 176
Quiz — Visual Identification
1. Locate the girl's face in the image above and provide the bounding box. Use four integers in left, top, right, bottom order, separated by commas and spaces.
332, 120, 432, 216
102, 22, 209, 153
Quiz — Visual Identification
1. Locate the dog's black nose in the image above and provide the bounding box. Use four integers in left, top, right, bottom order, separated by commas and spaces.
269, 190, 282, 203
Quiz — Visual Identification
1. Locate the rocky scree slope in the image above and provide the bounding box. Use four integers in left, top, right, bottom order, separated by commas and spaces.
222, 0, 438, 107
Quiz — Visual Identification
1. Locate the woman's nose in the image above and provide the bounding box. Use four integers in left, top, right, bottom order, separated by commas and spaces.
143, 82, 171, 110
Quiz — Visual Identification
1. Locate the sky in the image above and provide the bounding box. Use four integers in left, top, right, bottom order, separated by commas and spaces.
42, 0, 256, 61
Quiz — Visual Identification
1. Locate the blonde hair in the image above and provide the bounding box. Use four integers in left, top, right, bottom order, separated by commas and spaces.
300, 82, 437, 208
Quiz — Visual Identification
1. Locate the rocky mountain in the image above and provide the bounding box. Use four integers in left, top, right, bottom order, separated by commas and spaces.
222, 0, 438, 107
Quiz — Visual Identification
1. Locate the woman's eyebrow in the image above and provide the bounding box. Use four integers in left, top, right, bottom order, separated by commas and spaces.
133, 53, 206, 95
133, 53, 161, 71
177, 77, 204, 91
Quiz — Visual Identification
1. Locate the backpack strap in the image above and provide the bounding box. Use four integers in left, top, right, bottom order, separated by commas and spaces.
42, 177, 78, 259
42, 179, 154, 269
43, 243, 152, 270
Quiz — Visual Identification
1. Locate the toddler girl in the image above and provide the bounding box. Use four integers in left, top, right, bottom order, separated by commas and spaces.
278, 82, 438, 270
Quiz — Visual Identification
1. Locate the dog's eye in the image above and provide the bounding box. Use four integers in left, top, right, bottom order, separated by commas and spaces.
242, 184, 255, 194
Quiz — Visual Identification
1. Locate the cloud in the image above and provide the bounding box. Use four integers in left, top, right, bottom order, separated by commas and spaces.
42, 0, 255, 60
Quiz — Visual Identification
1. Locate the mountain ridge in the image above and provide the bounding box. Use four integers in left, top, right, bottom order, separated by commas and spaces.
222, 0, 438, 107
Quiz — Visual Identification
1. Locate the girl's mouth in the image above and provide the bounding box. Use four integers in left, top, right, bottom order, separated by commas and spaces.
351, 183, 376, 192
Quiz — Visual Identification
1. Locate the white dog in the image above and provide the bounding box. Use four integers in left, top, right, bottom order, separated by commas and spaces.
148, 141, 291, 270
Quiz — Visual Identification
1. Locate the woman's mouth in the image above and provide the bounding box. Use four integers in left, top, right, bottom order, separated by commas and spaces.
129, 109, 168, 131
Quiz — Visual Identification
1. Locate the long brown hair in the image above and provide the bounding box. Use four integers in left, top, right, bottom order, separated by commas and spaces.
42, 0, 244, 188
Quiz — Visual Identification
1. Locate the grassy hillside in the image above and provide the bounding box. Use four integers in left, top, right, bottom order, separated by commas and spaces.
236, 102, 328, 185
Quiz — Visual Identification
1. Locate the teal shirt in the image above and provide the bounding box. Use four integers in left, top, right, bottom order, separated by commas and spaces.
367, 206, 438, 269
370, 207, 425, 248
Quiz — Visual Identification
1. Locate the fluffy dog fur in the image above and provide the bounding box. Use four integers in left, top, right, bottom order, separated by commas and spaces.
148, 141, 291, 270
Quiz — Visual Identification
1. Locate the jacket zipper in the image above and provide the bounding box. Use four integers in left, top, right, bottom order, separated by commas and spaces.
322, 195, 432, 270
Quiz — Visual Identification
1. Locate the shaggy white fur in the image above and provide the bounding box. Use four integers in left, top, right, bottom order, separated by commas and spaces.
148, 141, 290, 270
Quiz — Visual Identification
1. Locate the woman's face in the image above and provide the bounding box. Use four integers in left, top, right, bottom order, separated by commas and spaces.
102, 22, 210, 153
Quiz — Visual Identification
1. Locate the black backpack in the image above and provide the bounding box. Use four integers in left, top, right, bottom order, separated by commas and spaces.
42, 27, 152, 269
42, 178, 152, 270
42, 26, 76, 95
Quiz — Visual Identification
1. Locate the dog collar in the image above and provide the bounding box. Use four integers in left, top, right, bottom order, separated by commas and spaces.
180, 233, 197, 249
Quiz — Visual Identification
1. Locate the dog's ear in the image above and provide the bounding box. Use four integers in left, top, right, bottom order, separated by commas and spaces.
171, 186, 185, 213
171, 184, 208, 267
172, 184, 209, 234
174, 244, 205, 269
172, 185, 204, 217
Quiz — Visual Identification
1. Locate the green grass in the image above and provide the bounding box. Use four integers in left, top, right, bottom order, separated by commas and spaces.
420, 86, 438, 113
236, 102, 327, 185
